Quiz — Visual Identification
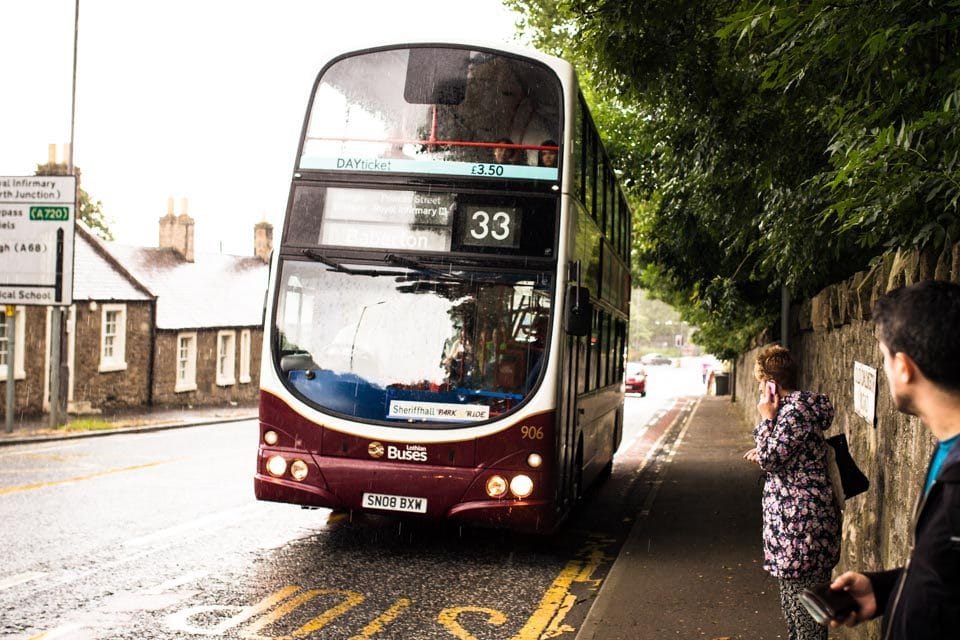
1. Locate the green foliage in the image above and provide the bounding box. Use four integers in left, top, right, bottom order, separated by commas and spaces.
35, 162, 113, 241
510, 0, 960, 356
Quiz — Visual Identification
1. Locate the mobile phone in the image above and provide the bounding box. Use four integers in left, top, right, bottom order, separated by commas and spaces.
765, 380, 777, 402
798, 584, 858, 626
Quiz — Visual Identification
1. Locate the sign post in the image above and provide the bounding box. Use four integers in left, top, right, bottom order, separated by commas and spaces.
0, 175, 76, 429
4, 305, 15, 433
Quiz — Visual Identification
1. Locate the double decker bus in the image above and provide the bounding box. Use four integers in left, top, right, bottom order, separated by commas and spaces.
255, 41, 631, 533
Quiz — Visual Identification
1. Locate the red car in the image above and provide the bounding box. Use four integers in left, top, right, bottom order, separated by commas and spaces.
625, 364, 647, 396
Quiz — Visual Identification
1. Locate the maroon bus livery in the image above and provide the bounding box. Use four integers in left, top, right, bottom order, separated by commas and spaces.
255, 41, 631, 533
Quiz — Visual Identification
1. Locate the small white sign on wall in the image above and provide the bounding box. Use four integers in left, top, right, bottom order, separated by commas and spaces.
853, 361, 877, 425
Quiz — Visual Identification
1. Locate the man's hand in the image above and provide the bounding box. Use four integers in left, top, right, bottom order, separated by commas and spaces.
829, 572, 878, 627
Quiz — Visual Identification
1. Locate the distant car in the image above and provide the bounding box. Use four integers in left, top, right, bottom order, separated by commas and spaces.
625, 363, 647, 396
641, 353, 672, 366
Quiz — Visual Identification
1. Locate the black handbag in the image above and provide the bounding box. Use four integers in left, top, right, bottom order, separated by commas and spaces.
826, 434, 870, 499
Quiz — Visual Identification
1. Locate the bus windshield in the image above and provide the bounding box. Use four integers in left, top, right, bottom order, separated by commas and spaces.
275, 258, 553, 425
300, 46, 562, 181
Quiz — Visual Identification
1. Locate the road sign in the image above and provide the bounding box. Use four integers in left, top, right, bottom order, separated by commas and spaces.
0, 176, 76, 305
853, 361, 877, 425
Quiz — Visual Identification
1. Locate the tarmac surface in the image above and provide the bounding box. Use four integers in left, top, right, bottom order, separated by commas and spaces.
0, 403, 259, 445
1, 396, 788, 639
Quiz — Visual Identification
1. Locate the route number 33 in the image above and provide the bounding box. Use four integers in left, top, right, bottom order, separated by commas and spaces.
468, 209, 512, 242
461, 205, 520, 248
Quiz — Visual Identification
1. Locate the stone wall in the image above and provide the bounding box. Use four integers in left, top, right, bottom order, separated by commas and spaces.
72, 301, 154, 412
0, 306, 51, 417
732, 242, 960, 640
151, 328, 262, 407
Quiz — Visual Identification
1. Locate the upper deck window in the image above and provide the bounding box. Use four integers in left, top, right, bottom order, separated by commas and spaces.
299, 47, 562, 182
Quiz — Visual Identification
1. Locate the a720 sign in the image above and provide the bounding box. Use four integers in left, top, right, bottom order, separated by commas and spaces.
30, 206, 70, 221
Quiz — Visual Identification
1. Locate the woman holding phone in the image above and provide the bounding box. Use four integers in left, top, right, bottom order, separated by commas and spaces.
743, 344, 841, 640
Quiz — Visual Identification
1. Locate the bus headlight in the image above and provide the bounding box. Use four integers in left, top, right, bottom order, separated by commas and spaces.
510, 474, 534, 499
290, 459, 309, 481
527, 453, 543, 468
266, 455, 287, 477
485, 475, 508, 498
263, 430, 279, 445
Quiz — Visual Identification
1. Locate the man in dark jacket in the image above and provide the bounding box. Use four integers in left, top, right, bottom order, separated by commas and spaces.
831, 280, 960, 638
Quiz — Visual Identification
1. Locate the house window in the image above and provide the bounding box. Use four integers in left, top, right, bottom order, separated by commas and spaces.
216, 330, 236, 386
99, 304, 127, 372
175, 332, 197, 392
239, 329, 252, 384
0, 306, 26, 380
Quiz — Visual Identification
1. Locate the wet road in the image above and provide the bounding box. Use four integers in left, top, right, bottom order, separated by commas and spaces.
0, 365, 705, 639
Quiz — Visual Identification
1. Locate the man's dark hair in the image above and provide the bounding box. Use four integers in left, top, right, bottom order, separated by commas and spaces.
873, 280, 960, 392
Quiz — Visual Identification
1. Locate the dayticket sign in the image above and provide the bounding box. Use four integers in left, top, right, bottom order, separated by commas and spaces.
0, 176, 76, 305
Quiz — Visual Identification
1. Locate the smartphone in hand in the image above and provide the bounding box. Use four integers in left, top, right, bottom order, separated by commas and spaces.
799, 584, 858, 626
765, 380, 777, 402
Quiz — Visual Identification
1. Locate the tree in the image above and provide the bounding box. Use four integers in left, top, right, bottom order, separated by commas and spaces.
509, 0, 960, 357
35, 162, 113, 241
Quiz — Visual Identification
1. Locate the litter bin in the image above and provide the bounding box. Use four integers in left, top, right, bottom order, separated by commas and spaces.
713, 372, 730, 396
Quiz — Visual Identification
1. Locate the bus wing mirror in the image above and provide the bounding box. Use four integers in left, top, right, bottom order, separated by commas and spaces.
280, 352, 317, 373
564, 286, 592, 337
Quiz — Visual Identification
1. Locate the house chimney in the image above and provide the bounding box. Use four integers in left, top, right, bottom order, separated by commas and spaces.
254, 220, 273, 263
158, 196, 195, 262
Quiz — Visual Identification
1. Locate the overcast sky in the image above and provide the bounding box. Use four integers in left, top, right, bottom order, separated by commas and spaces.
0, 0, 522, 255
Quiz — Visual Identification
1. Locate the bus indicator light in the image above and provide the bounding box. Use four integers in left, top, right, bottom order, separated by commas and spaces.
263, 430, 279, 445
485, 475, 508, 498
290, 459, 309, 481
527, 453, 543, 468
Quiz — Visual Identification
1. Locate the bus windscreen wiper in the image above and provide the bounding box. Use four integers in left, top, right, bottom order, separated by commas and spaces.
384, 253, 459, 281
301, 249, 407, 277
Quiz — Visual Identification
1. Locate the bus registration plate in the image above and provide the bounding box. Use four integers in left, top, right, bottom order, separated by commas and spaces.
362, 492, 428, 514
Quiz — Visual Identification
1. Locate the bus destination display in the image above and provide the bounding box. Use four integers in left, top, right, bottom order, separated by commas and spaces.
319, 188, 522, 253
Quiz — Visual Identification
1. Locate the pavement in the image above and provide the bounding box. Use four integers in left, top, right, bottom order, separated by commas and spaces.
577, 395, 786, 640
1, 395, 787, 638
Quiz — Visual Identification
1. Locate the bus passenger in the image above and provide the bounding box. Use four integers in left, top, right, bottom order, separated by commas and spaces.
493, 138, 525, 165
538, 140, 558, 167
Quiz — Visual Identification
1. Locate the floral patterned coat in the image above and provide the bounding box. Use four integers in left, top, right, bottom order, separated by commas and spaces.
754, 390, 841, 579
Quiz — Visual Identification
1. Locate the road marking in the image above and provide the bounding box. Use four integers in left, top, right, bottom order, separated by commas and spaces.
166, 585, 300, 636
28, 623, 87, 640
0, 460, 170, 496
512, 560, 581, 639
239, 588, 364, 639
638, 397, 699, 517
124, 504, 259, 547
143, 570, 209, 595
438, 607, 507, 640
0, 570, 46, 591
347, 598, 413, 639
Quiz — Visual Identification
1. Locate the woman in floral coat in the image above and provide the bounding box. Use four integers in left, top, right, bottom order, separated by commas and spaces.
744, 344, 841, 640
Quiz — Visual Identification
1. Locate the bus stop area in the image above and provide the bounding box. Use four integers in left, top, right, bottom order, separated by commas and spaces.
578, 395, 787, 640
2, 396, 791, 639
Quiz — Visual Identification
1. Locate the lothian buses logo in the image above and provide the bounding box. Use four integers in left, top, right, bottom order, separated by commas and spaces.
367, 441, 385, 459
